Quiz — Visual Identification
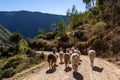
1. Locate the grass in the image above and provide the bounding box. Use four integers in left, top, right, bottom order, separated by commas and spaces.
8, 61, 47, 80
1, 52, 47, 80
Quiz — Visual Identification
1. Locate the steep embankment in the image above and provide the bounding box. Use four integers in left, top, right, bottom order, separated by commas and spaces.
6, 51, 120, 80
0, 25, 12, 46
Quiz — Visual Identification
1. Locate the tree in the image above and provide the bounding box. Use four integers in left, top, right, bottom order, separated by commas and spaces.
83, 0, 91, 9
37, 28, 46, 39
67, 5, 81, 29
9, 32, 23, 44
83, 0, 95, 9
66, 9, 71, 17
91, 0, 95, 7
66, 9, 71, 23
71, 5, 78, 15
19, 39, 29, 54
38, 28, 45, 35
51, 23, 57, 33
57, 19, 67, 36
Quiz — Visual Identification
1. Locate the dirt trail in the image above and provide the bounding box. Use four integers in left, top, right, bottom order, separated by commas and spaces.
23, 51, 120, 80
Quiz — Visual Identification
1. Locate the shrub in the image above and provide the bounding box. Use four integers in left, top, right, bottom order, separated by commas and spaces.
56, 34, 76, 49
36, 52, 45, 60
7, 46, 15, 52
0, 69, 2, 79
112, 39, 120, 54
0, 74, 2, 80
0, 46, 3, 52
36, 34, 46, 39
75, 42, 89, 55
57, 41, 73, 49
103, 32, 113, 41
0, 46, 19, 58
106, 50, 114, 60
18, 39, 29, 54
9, 32, 23, 44
45, 43, 54, 51
0, 47, 9, 58
92, 21, 107, 34
16, 62, 26, 72
74, 31, 88, 41
28, 39, 47, 50
28, 52, 46, 64
91, 38, 108, 55
2, 67, 15, 78
2, 56, 21, 69
45, 32, 55, 40
26, 49, 36, 57
36, 39, 47, 50
59, 33, 69, 42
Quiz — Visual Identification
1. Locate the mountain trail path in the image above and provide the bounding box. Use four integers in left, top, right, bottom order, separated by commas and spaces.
22, 51, 120, 80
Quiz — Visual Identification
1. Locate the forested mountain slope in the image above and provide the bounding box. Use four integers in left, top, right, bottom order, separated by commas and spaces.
0, 11, 67, 38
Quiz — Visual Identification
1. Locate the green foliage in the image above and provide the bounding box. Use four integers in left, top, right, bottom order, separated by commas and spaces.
75, 42, 89, 55
74, 31, 88, 41
51, 23, 57, 33
0, 73, 2, 80
83, 0, 120, 26
28, 39, 47, 50
57, 34, 73, 48
26, 49, 36, 57
0, 51, 46, 79
0, 52, 1, 56
0, 41, 47, 79
112, 39, 120, 54
19, 39, 29, 54
67, 5, 92, 29
56, 19, 67, 36
45, 41, 56, 51
0, 47, 9, 57
28, 52, 46, 64
36, 52, 45, 60
0, 46, 19, 58
92, 21, 107, 34
2, 56, 21, 69
82, 11, 93, 23
1, 67, 15, 78
106, 50, 114, 60
9, 32, 23, 44
16, 62, 26, 72
38, 28, 46, 35
91, 38, 108, 54
59, 33, 69, 42
83, 0, 91, 9
103, 32, 113, 41
46, 32, 55, 40
37, 28, 46, 39
67, 5, 82, 29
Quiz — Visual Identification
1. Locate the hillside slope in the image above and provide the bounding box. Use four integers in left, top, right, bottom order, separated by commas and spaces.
0, 11, 67, 38
0, 25, 12, 46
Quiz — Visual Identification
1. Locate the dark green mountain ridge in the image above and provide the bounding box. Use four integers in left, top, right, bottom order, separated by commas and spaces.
0, 10, 67, 38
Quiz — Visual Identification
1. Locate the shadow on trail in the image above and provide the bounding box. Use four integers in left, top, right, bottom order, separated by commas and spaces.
46, 68, 56, 74
92, 66, 103, 72
79, 59, 82, 62
64, 67, 72, 72
73, 72, 84, 80
54, 64, 58, 67
46, 64, 58, 74
59, 62, 64, 65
